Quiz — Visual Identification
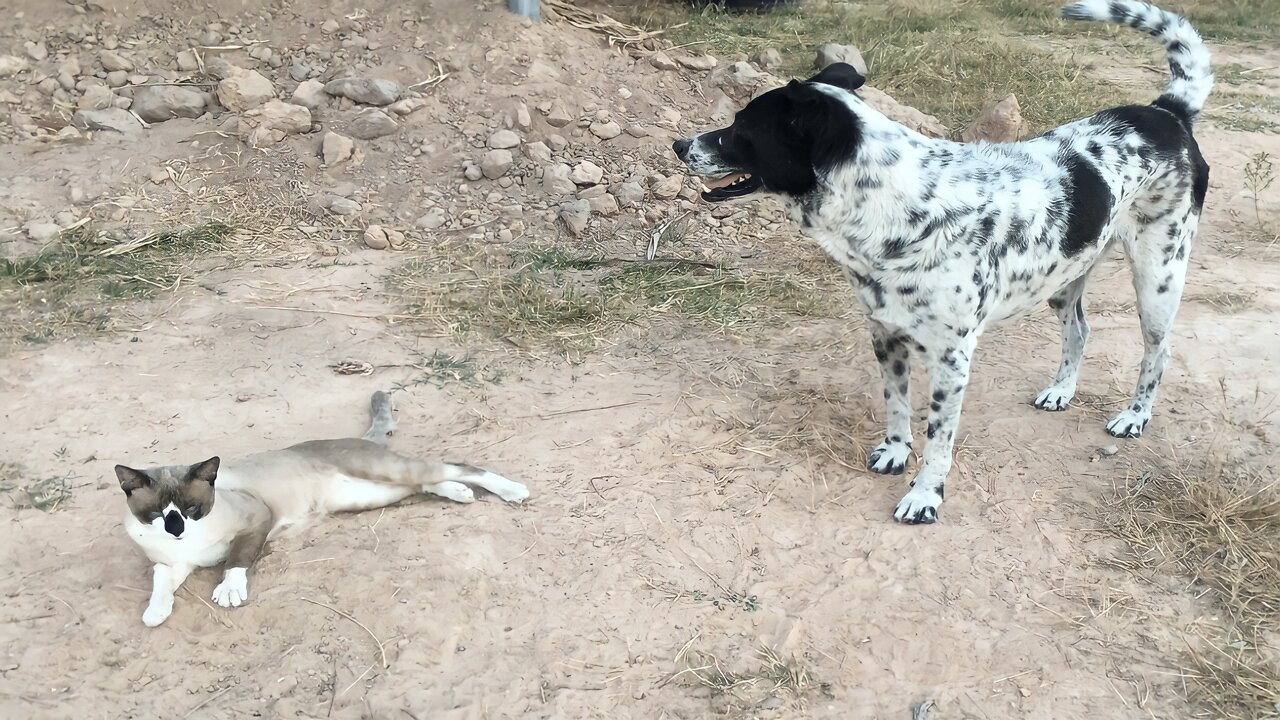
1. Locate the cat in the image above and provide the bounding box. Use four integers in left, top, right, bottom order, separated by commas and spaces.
116, 391, 528, 627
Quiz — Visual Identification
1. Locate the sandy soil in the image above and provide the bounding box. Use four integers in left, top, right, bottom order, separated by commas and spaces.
1, 1, 1278, 719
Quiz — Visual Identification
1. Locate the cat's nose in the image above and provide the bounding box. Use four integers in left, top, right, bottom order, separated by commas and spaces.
164, 510, 184, 538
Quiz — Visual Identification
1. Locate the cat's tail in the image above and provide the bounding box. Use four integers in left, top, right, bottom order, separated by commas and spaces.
362, 391, 397, 444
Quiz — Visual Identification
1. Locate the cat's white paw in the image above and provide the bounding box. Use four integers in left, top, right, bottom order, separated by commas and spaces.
430, 481, 475, 503
488, 475, 531, 504
212, 567, 249, 608
142, 602, 172, 627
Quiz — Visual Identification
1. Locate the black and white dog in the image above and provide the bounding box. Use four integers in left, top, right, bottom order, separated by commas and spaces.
673, 0, 1211, 523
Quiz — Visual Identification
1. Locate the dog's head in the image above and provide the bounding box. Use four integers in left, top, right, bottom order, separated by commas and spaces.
672, 63, 865, 202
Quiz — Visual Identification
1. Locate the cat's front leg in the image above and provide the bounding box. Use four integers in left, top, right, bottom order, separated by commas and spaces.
143, 563, 192, 627
212, 521, 270, 609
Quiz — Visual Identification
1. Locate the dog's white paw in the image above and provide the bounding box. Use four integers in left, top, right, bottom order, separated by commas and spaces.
867, 439, 912, 475
893, 483, 943, 525
1106, 408, 1149, 438
1033, 386, 1074, 411
432, 481, 475, 503
142, 602, 172, 627
212, 568, 249, 608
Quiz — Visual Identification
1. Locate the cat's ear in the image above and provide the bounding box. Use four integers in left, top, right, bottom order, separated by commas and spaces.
189, 457, 220, 486
115, 465, 150, 496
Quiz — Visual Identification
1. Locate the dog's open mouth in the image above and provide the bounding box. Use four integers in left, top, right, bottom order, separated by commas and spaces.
700, 172, 762, 202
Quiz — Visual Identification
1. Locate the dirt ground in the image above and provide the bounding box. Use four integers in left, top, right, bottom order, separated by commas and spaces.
1, 1, 1279, 719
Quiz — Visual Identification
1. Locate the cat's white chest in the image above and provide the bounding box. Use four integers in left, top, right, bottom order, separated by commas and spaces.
126, 515, 231, 568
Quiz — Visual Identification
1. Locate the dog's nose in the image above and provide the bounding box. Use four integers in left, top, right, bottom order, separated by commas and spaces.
164, 510, 184, 538
672, 138, 692, 160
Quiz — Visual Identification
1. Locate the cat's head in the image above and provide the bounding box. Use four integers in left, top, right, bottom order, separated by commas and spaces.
115, 457, 219, 538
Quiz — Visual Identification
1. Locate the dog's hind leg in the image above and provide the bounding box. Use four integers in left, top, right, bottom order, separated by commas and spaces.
1034, 274, 1092, 411
866, 321, 914, 475
361, 391, 397, 444
894, 335, 977, 524
1108, 210, 1197, 438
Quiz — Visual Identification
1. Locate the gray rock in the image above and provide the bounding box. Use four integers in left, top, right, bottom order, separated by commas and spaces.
415, 210, 447, 230
132, 86, 206, 122
24, 221, 61, 242
677, 54, 718, 71
25, 42, 49, 62
176, 50, 200, 72
589, 120, 622, 140
239, 101, 311, 146
105, 70, 129, 88
488, 129, 520, 149
480, 149, 513, 179
322, 131, 355, 166
349, 108, 398, 139
463, 163, 483, 181
216, 67, 275, 111
545, 99, 573, 128
0, 55, 27, 77
524, 141, 552, 163
814, 43, 867, 75
99, 50, 134, 72
323, 77, 401, 106
559, 200, 591, 236
324, 196, 362, 215
652, 174, 683, 200
752, 48, 783, 70
587, 193, 619, 216
610, 181, 646, 207
71, 108, 142, 134
650, 52, 679, 71
291, 79, 327, 109
570, 161, 604, 185
542, 163, 576, 197
77, 85, 115, 111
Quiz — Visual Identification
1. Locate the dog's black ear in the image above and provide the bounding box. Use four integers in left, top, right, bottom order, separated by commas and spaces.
806, 63, 866, 92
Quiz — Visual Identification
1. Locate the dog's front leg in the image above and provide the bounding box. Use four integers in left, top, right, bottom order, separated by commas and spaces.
894, 337, 976, 524
867, 321, 914, 474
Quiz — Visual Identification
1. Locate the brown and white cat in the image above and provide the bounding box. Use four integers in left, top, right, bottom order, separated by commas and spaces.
116, 391, 528, 627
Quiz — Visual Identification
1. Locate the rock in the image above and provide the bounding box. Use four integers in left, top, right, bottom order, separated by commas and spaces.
542, 163, 576, 196
515, 103, 532, 130
859, 86, 947, 139
524, 141, 552, 163
961, 93, 1027, 144
290, 79, 327, 109
323, 78, 401, 106
384, 228, 406, 249
570, 161, 604, 185
711, 61, 780, 102
99, 51, 134, 72
363, 226, 390, 250
132, 86, 206, 122
388, 97, 427, 115
649, 52, 679, 71
547, 134, 568, 152
0, 55, 27, 77
587, 193, 619, 216
216, 67, 275, 111
677, 54, 718, 71
480, 149, 514, 179
105, 71, 129, 88
559, 200, 591, 236
625, 124, 650, 138
589, 120, 622, 140
815, 44, 867, 76
545, 99, 573, 128
71, 108, 142, 134
324, 196, 362, 215
752, 48, 783, 70
415, 209, 447, 230
25, 42, 49, 62
240, 100, 311, 146
349, 109, 398, 139
320, 19, 340, 34
1099, 444, 1119, 457
322, 131, 355, 166
24, 221, 61, 242
652, 174, 683, 200
488, 129, 520, 149
204, 58, 236, 80
176, 50, 200, 72
463, 163, 483, 181
610, 181, 645, 207
77, 85, 115, 111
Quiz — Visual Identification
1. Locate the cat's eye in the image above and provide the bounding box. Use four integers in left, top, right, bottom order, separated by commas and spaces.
185, 506, 200, 519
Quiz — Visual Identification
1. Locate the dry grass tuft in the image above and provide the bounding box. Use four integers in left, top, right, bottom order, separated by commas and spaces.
391, 243, 840, 359
1110, 458, 1280, 718
668, 639, 829, 710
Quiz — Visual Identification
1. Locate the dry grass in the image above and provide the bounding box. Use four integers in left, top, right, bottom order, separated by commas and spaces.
667, 639, 829, 710
1110, 458, 1280, 718
1188, 290, 1258, 313
391, 243, 841, 359
0, 463, 73, 512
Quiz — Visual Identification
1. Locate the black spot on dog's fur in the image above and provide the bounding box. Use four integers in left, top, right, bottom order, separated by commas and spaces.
1060, 153, 1112, 256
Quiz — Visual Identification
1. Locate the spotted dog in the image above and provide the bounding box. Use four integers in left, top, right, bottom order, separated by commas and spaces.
672, 0, 1211, 524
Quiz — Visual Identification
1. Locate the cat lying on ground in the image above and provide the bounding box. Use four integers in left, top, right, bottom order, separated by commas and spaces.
116, 391, 528, 627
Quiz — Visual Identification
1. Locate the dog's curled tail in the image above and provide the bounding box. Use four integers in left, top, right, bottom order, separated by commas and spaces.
1062, 0, 1212, 124
362, 391, 398, 444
